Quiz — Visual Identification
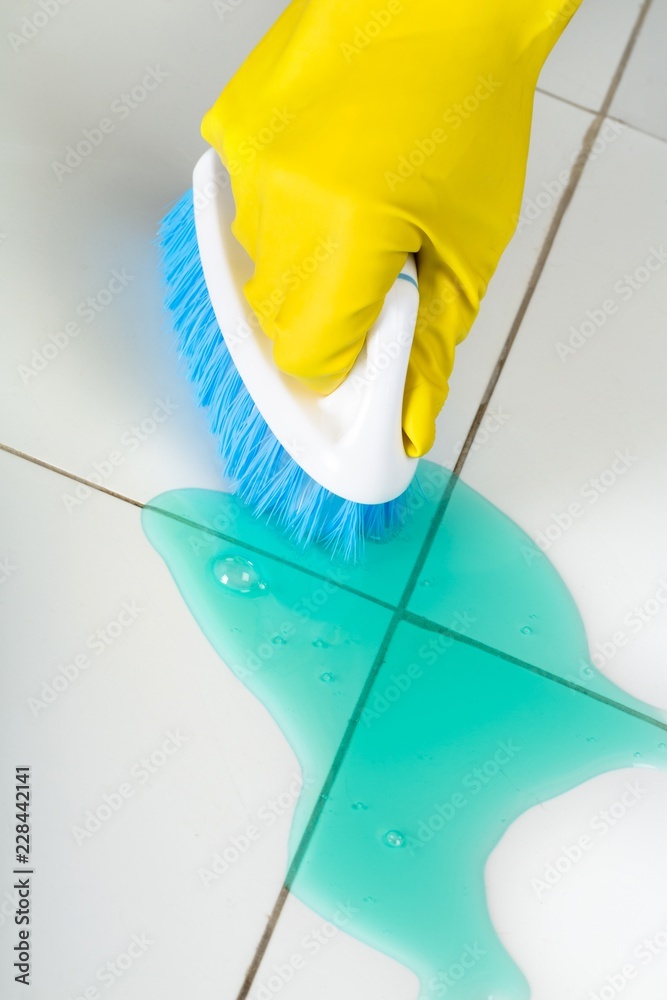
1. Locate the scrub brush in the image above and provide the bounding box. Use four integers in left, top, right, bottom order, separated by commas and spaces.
158, 148, 421, 560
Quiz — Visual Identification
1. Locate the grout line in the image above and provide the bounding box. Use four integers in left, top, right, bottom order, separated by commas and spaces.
0, 443, 145, 509
535, 84, 597, 116
452, 0, 653, 484
142, 502, 398, 612
403, 611, 667, 733
235, 614, 402, 998
0, 442, 391, 613
234, 3, 657, 994
453, 0, 654, 487
536, 86, 667, 150
394, 467, 460, 611
605, 113, 667, 147
235, 886, 291, 999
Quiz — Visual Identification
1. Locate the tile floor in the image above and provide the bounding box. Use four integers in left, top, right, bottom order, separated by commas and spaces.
2, 0, 667, 998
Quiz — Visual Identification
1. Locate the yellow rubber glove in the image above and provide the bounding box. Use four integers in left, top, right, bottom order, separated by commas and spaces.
202, 0, 581, 456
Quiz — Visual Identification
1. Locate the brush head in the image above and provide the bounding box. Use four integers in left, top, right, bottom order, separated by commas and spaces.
158, 167, 420, 559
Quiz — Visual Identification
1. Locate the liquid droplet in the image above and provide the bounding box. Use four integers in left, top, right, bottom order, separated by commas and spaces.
272, 635, 286, 646
384, 830, 406, 848
659, 743, 666, 750
320, 672, 335, 683
352, 801, 367, 811
528, 614, 538, 620
363, 896, 377, 904
420, 579, 432, 588
587, 736, 596, 743
316, 625, 348, 647
213, 555, 267, 595
634, 752, 642, 759
520, 626, 533, 635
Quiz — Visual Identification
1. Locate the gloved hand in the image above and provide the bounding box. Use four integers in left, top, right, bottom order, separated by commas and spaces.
202, 0, 580, 456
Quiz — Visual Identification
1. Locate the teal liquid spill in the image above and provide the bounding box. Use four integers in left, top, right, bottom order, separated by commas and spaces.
142, 460, 666, 999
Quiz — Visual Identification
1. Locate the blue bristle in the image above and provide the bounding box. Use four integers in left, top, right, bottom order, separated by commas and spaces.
157, 188, 416, 561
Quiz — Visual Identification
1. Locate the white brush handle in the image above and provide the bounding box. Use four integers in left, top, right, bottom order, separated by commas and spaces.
194, 148, 419, 505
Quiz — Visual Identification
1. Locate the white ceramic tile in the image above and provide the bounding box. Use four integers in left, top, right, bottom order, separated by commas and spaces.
610, 0, 667, 142
0, 448, 364, 999
537, 0, 643, 111
0, 0, 289, 502
487, 768, 667, 999
459, 121, 667, 712
248, 893, 418, 1000
429, 91, 593, 472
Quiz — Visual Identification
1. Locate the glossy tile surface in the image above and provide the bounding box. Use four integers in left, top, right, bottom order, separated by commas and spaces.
0, 450, 384, 998
429, 91, 593, 474
537, 0, 644, 111
460, 120, 667, 718
610, 0, 667, 141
